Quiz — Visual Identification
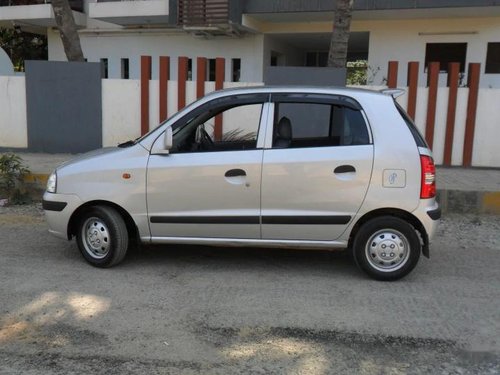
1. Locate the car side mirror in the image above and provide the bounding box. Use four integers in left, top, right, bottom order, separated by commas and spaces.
164, 126, 173, 152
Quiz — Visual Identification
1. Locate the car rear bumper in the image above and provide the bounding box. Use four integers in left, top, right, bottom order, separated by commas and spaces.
43, 192, 82, 240
427, 206, 441, 221
413, 198, 440, 241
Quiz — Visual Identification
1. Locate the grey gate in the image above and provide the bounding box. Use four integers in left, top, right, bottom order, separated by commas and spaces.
25, 61, 102, 153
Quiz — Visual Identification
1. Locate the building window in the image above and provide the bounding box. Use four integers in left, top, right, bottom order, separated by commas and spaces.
270, 51, 284, 66
425, 43, 467, 73
188, 58, 193, 81
232, 58, 241, 82
485, 42, 500, 74
121, 58, 129, 79
208, 59, 216, 81
305, 51, 328, 67
100, 58, 108, 78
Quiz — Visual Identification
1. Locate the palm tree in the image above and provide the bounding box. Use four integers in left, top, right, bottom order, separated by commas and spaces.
51, 0, 84, 61
327, 0, 354, 68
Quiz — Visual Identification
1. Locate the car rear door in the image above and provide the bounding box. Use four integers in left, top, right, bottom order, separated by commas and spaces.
261, 93, 374, 241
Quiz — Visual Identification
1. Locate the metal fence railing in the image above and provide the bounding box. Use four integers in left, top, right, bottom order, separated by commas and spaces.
178, 0, 229, 27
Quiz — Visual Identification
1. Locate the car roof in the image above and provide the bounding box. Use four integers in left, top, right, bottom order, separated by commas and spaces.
204, 85, 388, 100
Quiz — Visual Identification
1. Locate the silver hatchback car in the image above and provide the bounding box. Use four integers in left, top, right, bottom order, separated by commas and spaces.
43, 86, 439, 281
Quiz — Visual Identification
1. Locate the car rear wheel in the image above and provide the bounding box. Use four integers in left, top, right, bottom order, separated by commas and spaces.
353, 216, 421, 281
76, 206, 129, 268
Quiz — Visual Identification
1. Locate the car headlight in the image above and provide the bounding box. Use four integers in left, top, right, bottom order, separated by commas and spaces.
46, 172, 57, 193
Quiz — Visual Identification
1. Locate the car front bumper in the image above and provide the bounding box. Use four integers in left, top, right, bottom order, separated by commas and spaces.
43, 192, 83, 240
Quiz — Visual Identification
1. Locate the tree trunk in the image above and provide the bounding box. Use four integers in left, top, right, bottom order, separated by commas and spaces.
328, 0, 354, 68
51, 0, 84, 62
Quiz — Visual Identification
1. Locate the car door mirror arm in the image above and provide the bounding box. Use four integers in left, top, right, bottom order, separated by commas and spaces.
151, 127, 173, 156
160, 127, 173, 154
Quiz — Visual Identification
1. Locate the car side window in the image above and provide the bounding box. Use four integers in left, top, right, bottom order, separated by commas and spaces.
272, 102, 370, 149
171, 103, 263, 153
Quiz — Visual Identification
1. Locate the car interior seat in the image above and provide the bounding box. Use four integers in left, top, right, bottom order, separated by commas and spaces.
274, 116, 293, 148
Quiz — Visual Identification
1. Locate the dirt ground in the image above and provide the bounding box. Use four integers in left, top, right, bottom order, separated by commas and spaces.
0, 205, 499, 374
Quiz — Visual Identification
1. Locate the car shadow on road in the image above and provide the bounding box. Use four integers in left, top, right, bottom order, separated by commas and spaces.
121, 243, 362, 279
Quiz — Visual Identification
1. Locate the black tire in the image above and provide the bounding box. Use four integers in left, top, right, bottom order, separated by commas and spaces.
353, 216, 421, 281
76, 206, 129, 268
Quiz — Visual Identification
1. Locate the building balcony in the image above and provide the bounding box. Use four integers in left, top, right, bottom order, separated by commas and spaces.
88, 0, 170, 26
177, 0, 246, 36
0, 0, 85, 27
178, 0, 229, 27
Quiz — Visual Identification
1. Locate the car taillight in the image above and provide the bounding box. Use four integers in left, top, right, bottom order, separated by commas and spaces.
420, 155, 436, 199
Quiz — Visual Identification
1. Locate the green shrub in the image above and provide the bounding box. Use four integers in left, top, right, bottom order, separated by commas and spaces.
347, 60, 381, 86
0, 153, 31, 205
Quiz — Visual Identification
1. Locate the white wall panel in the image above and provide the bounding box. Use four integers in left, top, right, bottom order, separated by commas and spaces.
0, 76, 27, 148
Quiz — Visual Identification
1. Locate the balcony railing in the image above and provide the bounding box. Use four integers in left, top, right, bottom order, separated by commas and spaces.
0, 0, 83, 12
95, 0, 146, 2
178, 0, 229, 27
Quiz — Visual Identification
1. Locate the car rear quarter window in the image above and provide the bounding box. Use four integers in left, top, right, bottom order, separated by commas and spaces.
394, 101, 428, 148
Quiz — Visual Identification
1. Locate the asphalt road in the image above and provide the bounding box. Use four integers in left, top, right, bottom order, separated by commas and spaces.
0, 205, 499, 374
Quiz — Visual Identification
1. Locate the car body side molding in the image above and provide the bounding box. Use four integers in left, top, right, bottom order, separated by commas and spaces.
150, 215, 352, 225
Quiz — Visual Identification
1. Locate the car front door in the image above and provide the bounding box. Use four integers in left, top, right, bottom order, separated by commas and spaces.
261, 94, 374, 241
147, 94, 269, 239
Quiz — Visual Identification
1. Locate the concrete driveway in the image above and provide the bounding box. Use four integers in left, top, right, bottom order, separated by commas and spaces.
0, 205, 499, 374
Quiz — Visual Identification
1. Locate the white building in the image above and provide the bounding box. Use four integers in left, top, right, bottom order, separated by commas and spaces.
1, 0, 500, 87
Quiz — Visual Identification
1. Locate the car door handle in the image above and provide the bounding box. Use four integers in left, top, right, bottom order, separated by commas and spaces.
334, 165, 356, 174
225, 169, 246, 178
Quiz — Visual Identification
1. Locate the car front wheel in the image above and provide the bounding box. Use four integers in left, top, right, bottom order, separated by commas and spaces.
76, 206, 129, 268
353, 216, 421, 281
